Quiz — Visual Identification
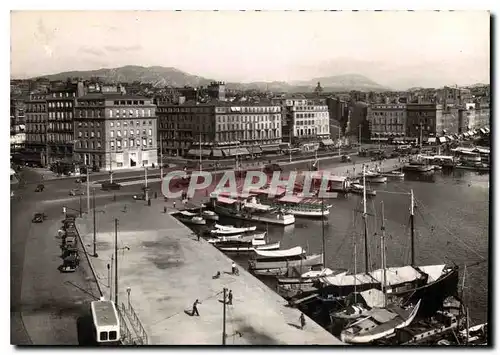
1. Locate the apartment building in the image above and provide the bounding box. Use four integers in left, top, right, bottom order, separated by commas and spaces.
367, 103, 407, 142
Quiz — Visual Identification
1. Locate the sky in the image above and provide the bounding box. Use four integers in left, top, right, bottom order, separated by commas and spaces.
10, 10, 490, 89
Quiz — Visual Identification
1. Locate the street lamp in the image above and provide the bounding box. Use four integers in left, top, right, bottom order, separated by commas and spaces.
126, 287, 131, 308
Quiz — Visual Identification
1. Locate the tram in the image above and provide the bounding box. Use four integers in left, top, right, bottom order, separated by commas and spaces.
90, 299, 121, 345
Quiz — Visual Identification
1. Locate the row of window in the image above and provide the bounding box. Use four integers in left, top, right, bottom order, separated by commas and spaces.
50, 92, 75, 98
77, 110, 102, 118
371, 111, 405, 116
109, 109, 152, 118
158, 107, 212, 114
372, 105, 405, 109
294, 128, 320, 137
295, 112, 328, 119
216, 123, 281, 131
48, 112, 73, 120
78, 131, 101, 138
26, 105, 46, 112
110, 120, 153, 127
78, 121, 101, 128
371, 125, 405, 132
110, 129, 153, 138
77, 140, 102, 149
370, 118, 404, 125
215, 130, 281, 142
47, 133, 73, 142
291, 106, 328, 111
110, 139, 154, 149
48, 101, 73, 108
295, 119, 328, 126
26, 114, 46, 123
217, 115, 281, 123
215, 106, 281, 114
113, 100, 146, 106
48, 122, 72, 131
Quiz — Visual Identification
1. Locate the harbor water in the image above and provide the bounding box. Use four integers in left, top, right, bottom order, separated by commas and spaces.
213, 165, 490, 326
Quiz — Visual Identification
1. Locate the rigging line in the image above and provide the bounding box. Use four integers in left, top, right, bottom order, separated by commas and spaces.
390, 183, 487, 261
414, 201, 486, 261
151, 290, 223, 326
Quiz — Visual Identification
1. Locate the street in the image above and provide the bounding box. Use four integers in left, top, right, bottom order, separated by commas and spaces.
10, 168, 143, 345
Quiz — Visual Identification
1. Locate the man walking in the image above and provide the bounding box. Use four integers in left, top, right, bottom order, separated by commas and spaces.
299, 313, 306, 330
192, 299, 201, 316
227, 290, 233, 305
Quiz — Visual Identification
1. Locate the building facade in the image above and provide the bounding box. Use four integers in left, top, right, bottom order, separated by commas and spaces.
326, 97, 349, 136
10, 97, 27, 154
46, 88, 79, 164
24, 94, 47, 166
276, 98, 330, 145
406, 103, 444, 140
367, 103, 407, 142
74, 93, 158, 170
347, 102, 370, 143
156, 100, 283, 157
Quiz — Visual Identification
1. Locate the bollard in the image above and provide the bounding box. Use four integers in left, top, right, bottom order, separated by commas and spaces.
148, 199, 151, 206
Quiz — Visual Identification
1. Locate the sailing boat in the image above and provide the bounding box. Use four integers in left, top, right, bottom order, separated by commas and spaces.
314, 168, 459, 317
339, 201, 422, 344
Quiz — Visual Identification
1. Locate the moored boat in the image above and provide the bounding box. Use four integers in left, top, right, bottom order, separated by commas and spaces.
381, 170, 405, 179
211, 223, 257, 236
217, 241, 281, 253
248, 246, 323, 276
175, 211, 206, 225
340, 300, 421, 344
201, 210, 219, 221
364, 172, 388, 184
350, 183, 376, 197
402, 162, 434, 173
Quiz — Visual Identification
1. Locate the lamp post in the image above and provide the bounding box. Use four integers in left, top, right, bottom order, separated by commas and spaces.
126, 287, 131, 308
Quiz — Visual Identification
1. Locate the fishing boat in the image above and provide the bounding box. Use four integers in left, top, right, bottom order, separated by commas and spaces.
330, 288, 385, 321
248, 246, 323, 276
175, 211, 206, 225
340, 300, 421, 344
276, 195, 331, 218
211, 196, 295, 226
201, 210, 219, 221
402, 162, 434, 173
364, 171, 388, 183
210, 224, 257, 236
350, 183, 376, 197
217, 240, 281, 253
314, 177, 459, 317
278, 268, 336, 285
381, 170, 405, 179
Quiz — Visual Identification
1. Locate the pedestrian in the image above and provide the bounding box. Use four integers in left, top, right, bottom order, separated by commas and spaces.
164, 206, 167, 213
197, 233, 200, 242
231, 262, 238, 275
300, 313, 306, 330
227, 290, 233, 305
154, 192, 158, 199
173, 201, 176, 209
192, 299, 201, 316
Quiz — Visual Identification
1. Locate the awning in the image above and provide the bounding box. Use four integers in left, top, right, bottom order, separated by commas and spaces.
187, 149, 201, 156
217, 196, 237, 204
446, 135, 455, 141
321, 139, 334, 146
480, 128, 487, 134
248, 146, 263, 154
427, 137, 437, 143
222, 149, 236, 157
261, 145, 281, 153
236, 147, 250, 155
279, 195, 303, 204
212, 149, 223, 157
438, 137, 447, 143
279, 143, 290, 149
371, 137, 388, 141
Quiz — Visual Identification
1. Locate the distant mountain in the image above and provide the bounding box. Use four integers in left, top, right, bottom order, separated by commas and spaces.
30, 65, 388, 92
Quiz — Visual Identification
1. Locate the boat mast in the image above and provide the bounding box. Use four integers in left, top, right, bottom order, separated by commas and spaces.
321, 196, 326, 267
363, 166, 369, 274
381, 201, 387, 307
410, 189, 415, 266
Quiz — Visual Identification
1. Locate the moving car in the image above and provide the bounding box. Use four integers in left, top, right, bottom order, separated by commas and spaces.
32, 212, 45, 223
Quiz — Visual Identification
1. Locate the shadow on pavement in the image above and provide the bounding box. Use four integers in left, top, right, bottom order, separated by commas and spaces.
76, 314, 97, 346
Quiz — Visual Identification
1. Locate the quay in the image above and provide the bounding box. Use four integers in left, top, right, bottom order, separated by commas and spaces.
75, 198, 344, 345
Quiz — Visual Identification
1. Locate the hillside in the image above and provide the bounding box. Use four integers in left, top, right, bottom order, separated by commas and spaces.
30, 65, 388, 92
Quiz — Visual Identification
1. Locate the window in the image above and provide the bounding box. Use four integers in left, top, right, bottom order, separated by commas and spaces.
130, 121, 133, 126
99, 332, 108, 341
97, 131, 101, 138
78, 131, 82, 137
142, 129, 146, 135
141, 110, 144, 117
136, 121, 140, 126
123, 130, 127, 137
123, 140, 127, 148
136, 129, 140, 135
130, 130, 134, 135
110, 122, 114, 127
91, 131, 95, 138
148, 139, 153, 146
130, 139, 134, 147
97, 142, 101, 148
136, 139, 140, 147
136, 109, 139, 117
148, 129, 152, 136
110, 141, 115, 148
110, 131, 114, 138
148, 120, 152, 125
117, 140, 122, 148
117, 122, 121, 127
117, 131, 121, 137
142, 138, 147, 146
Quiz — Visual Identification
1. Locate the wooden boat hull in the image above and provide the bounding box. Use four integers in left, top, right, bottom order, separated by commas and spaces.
365, 176, 387, 183
285, 209, 330, 218
249, 254, 323, 273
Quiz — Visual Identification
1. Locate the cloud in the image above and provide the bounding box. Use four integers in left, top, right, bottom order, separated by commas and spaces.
79, 46, 105, 56
104, 44, 142, 52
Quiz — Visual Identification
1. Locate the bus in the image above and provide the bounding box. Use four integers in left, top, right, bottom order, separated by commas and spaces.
90, 299, 121, 345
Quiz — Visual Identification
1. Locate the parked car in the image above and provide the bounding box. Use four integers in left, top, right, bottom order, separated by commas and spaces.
32, 212, 45, 223
35, 184, 44, 192
133, 194, 146, 200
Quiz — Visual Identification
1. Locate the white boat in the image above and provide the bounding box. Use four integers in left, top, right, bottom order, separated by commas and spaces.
201, 210, 219, 221
340, 300, 421, 344
284, 208, 329, 217
276, 195, 331, 218
381, 171, 405, 179
350, 183, 377, 197
277, 267, 335, 284
175, 211, 206, 225
218, 241, 281, 253
211, 224, 257, 236
212, 197, 296, 226
206, 235, 243, 243
248, 246, 323, 274
364, 172, 388, 183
